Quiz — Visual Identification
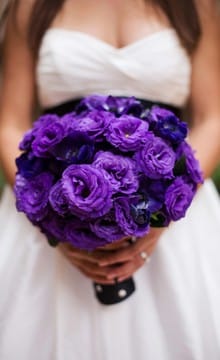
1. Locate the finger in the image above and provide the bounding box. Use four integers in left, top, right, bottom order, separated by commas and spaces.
99, 230, 162, 267
74, 263, 115, 285
106, 254, 143, 280
72, 258, 119, 280
106, 242, 155, 281
60, 250, 116, 284
59, 243, 114, 265
98, 240, 146, 267
75, 265, 116, 285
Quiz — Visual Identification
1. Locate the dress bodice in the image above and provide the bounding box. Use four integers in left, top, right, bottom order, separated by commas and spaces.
36, 28, 191, 109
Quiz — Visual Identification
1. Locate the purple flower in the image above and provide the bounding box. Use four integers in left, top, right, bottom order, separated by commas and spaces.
65, 219, 107, 251
19, 129, 36, 151
62, 165, 113, 219
32, 116, 66, 157
72, 110, 114, 141
40, 209, 69, 241
103, 96, 144, 117
49, 132, 95, 163
49, 181, 69, 216
33, 114, 56, 130
139, 177, 169, 204
114, 196, 150, 237
106, 115, 149, 151
76, 95, 144, 117
15, 152, 48, 179
93, 151, 138, 194
90, 209, 124, 242
14, 172, 54, 221
148, 107, 188, 144
176, 141, 203, 184
134, 134, 176, 179
165, 176, 194, 221
135, 178, 169, 227
76, 95, 109, 113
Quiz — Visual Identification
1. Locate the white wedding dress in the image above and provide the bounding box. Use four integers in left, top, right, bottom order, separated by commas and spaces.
0, 28, 220, 360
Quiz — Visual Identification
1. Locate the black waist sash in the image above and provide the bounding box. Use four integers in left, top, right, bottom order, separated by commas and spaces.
43, 97, 181, 117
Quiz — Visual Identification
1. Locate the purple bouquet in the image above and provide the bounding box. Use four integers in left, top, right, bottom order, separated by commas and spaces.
14, 95, 203, 304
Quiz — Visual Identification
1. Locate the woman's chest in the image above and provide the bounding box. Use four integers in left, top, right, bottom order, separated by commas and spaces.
51, 0, 170, 49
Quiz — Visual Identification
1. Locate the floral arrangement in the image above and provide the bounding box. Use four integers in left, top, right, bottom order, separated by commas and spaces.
14, 95, 203, 251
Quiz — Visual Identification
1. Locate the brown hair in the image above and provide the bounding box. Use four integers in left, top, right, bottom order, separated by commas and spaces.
26, 0, 201, 57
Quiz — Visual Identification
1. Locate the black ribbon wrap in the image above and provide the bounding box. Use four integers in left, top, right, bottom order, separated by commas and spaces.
44, 96, 180, 305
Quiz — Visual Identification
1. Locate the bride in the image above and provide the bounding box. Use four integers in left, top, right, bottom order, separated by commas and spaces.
0, 0, 220, 359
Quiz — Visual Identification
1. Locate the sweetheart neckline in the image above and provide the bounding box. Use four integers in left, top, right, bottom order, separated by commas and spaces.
42, 27, 177, 52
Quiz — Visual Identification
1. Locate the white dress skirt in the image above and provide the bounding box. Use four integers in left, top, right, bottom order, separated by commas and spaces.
0, 28, 220, 360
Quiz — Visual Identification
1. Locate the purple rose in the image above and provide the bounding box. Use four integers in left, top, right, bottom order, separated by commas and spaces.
149, 107, 188, 144
49, 181, 69, 216
114, 196, 150, 237
65, 219, 107, 251
165, 176, 194, 221
93, 151, 138, 194
106, 115, 149, 151
176, 141, 203, 184
32, 116, 66, 157
90, 209, 124, 242
134, 134, 176, 179
72, 110, 114, 141
62, 165, 113, 219
14, 172, 54, 221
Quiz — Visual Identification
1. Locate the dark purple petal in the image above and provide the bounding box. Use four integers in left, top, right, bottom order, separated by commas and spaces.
49, 132, 95, 163
76, 95, 109, 113
49, 181, 70, 216
65, 219, 107, 251
114, 196, 150, 237
19, 129, 36, 151
105, 96, 144, 117
138, 176, 169, 203
15, 152, 48, 179
40, 209, 69, 241
90, 209, 124, 242
176, 141, 204, 184
149, 107, 188, 144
